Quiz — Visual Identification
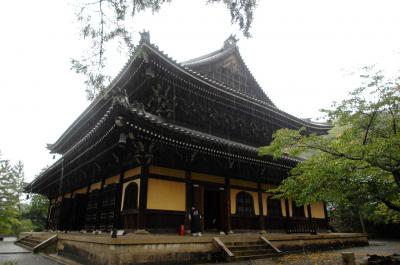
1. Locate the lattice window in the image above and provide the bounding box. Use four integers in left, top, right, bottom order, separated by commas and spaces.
123, 182, 138, 210
236, 191, 255, 215
293, 204, 305, 217
267, 198, 282, 217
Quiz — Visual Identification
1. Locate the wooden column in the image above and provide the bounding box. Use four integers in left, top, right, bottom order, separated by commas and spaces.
184, 169, 192, 234
112, 166, 125, 234
184, 151, 196, 234
323, 202, 329, 229
137, 163, 149, 231
257, 182, 265, 232
67, 190, 75, 232
224, 160, 234, 234
56, 159, 64, 231
45, 200, 52, 230
95, 175, 106, 231
307, 204, 316, 234
285, 199, 290, 233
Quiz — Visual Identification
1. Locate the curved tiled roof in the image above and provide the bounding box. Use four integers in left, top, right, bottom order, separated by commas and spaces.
48, 33, 331, 155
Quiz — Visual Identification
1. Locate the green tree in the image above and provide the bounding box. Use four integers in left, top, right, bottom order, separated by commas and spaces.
21, 194, 49, 232
71, 0, 258, 100
259, 69, 400, 219
0, 152, 25, 234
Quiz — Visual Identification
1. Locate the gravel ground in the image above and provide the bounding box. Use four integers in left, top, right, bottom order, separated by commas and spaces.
202, 239, 400, 265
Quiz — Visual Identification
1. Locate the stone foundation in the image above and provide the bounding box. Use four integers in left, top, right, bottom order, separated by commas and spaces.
21, 232, 368, 264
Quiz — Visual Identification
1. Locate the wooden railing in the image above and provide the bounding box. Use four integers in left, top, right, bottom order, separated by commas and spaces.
264, 216, 327, 233
286, 217, 316, 234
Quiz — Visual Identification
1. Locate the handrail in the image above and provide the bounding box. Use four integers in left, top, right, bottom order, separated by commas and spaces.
213, 237, 234, 261
33, 235, 58, 253
260, 235, 281, 253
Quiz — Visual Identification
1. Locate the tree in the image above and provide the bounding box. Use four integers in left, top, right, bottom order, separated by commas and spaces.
71, 0, 258, 100
0, 152, 26, 234
21, 194, 49, 232
259, 69, 400, 218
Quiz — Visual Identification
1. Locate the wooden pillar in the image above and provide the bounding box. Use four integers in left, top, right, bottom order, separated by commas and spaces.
224, 160, 234, 234
184, 169, 192, 234
95, 175, 106, 230
137, 163, 149, 231
285, 199, 291, 233
257, 182, 265, 232
323, 202, 329, 229
45, 200, 52, 230
67, 190, 75, 232
112, 166, 125, 234
307, 204, 316, 234
56, 159, 64, 231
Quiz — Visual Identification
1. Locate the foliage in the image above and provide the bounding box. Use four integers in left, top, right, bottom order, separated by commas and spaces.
21, 194, 49, 232
0, 152, 25, 234
71, 0, 258, 100
0, 151, 49, 234
259, 69, 400, 219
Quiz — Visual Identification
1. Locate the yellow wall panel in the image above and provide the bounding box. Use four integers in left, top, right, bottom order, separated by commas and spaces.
123, 167, 141, 179
230, 189, 259, 215
289, 200, 293, 216
230, 179, 257, 189
281, 199, 294, 217
63, 193, 72, 199
149, 166, 185, 179
147, 178, 185, 211
311, 202, 325, 218
121, 179, 140, 211
90, 181, 102, 191
73, 187, 87, 195
261, 184, 276, 191
105, 175, 120, 186
191, 172, 224, 184
262, 193, 268, 216
281, 199, 287, 217
304, 205, 310, 217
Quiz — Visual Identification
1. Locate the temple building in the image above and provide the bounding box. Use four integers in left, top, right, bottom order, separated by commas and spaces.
26, 33, 331, 234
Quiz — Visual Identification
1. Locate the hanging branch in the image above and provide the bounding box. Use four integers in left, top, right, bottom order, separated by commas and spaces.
71, 0, 258, 101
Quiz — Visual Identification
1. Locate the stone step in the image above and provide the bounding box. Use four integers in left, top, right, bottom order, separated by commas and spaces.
234, 252, 278, 261
22, 237, 42, 244
232, 248, 275, 256
15, 241, 34, 251
228, 244, 270, 251
225, 241, 262, 246
19, 240, 37, 248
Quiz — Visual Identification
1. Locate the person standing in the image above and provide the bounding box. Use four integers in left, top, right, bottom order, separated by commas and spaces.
189, 206, 202, 236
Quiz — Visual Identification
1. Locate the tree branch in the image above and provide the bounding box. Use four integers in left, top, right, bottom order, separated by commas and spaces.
363, 110, 377, 145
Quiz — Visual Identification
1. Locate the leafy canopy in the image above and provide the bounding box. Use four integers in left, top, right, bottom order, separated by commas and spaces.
0, 152, 25, 234
0, 151, 49, 234
72, 0, 258, 100
259, 69, 400, 217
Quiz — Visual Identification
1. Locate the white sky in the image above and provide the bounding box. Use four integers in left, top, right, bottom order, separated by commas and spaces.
0, 0, 399, 182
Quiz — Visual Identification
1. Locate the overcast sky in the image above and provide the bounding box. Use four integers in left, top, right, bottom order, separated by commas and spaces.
0, 0, 399, 182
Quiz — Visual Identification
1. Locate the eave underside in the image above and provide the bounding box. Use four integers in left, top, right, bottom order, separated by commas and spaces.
28, 100, 297, 197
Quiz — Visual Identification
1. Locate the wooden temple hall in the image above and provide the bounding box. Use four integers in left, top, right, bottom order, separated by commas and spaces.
27, 33, 332, 235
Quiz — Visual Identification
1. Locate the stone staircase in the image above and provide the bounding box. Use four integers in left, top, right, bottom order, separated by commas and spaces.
214, 235, 282, 262
15, 233, 57, 253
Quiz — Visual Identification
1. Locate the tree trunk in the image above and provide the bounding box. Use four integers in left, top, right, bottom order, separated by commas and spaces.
380, 198, 400, 213
393, 170, 400, 188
